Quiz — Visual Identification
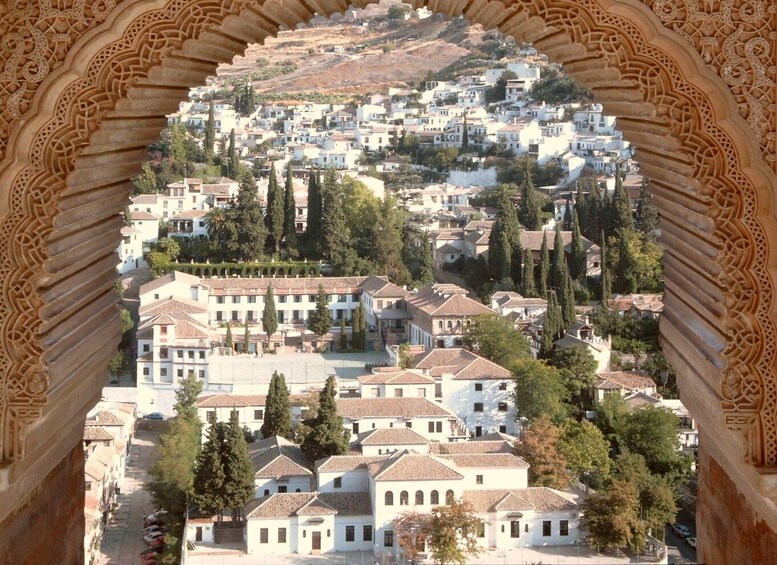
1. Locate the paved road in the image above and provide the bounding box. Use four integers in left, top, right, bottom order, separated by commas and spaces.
665, 508, 698, 564
95, 428, 160, 565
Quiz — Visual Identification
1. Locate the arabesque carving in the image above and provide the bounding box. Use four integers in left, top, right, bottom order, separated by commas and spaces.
0, 0, 774, 505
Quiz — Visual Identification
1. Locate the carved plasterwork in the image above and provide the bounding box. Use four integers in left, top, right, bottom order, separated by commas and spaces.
0, 0, 773, 490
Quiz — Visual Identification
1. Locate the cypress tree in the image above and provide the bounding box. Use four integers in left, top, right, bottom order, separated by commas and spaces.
192, 419, 226, 519
541, 291, 561, 357
321, 168, 348, 262
260, 371, 293, 440
357, 301, 367, 351
560, 269, 576, 330
351, 304, 361, 350
600, 233, 610, 305
538, 231, 550, 298
510, 242, 523, 289
563, 197, 573, 230
234, 170, 265, 261
496, 234, 512, 284
300, 375, 350, 462
521, 248, 536, 297
283, 163, 298, 250
570, 209, 586, 281
617, 230, 639, 293
265, 163, 284, 253
611, 164, 633, 233
339, 317, 348, 351
518, 161, 543, 230
461, 114, 469, 149
416, 241, 434, 287
204, 100, 216, 157
222, 411, 256, 521
243, 319, 250, 354
307, 284, 332, 338
550, 225, 567, 291
244, 81, 256, 115
225, 322, 233, 351
587, 179, 603, 244
262, 285, 278, 346
227, 129, 238, 180
488, 194, 521, 281
306, 169, 323, 256
635, 178, 659, 238
575, 182, 588, 237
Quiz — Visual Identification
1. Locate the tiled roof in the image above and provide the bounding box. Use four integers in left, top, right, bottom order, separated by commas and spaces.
244, 491, 373, 520
520, 231, 598, 254
86, 411, 124, 426
140, 271, 201, 296
249, 437, 312, 478
406, 285, 491, 317
83, 426, 115, 441
464, 487, 577, 513
473, 432, 518, 443
596, 371, 655, 390
204, 276, 369, 294
245, 493, 318, 519
359, 275, 407, 298
316, 454, 389, 473
439, 453, 529, 469
357, 368, 434, 385
368, 450, 464, 481
412, 348, 512, 380
196, 393, 267, 408
131, 194, 159, 204
174, 319, 210, 339
429, 440, 514, 455
296, 497, 338, 516
437, 243, 463, 254
337, 398, 453, 419
130, 210, 158, 221
357, 428, 430, 446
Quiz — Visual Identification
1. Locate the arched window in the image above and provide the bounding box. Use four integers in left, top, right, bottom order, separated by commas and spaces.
456, 320, 461, 330
400, 491, 409, 506
263, 489, 270, 496
430, 490, 439, 505
447, 320, 452, 330
415, 490, 424, 505
385, 491, 394, 506
438, 321, 443, 331
446, 490, 455, 504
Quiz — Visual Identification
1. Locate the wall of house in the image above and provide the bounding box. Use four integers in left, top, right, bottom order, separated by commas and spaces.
344, 415, 455, 442
246, 518, 299, 554
332, 516, 374, 552
360, 443, 428, 456
318, 469, 371, 493
441, 378, 517, 436
459, 467, 528, 490
255, 476, 312, 497
186, 522, 214, 544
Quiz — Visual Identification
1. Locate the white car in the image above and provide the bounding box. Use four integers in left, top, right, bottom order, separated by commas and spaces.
687, 537, 697, 549
143, 531, 165, 544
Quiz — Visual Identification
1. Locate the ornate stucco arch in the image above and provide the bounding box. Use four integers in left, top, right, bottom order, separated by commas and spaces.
0, 0, 775, 561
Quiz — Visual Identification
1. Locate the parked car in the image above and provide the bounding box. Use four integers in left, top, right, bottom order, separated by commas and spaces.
140, 548, 161, 558
143, 412, 164, 420
672, 524, 691, 538
143, 525, 167, 535
143, 531, 165, 544
141, 556, 158, 565
687, 537, 697, 548
146, 538, 165, 550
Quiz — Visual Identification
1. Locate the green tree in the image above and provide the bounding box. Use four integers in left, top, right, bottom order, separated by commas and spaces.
204, 207, 229, 250
233, 170, 265, 261
300, 375, 350, 461
538, 231, 550, 298
635, 178, 659, 237
520, 248, 536, 297
512, 358, 569, 423
394, 511, 432, 563
613, 451, 677, 534
305, 169, 324, 257
321, 169, 349, 263
225, 322, 233, 350
108, 350, 128, 377
550, 225, 567, 291
426, 500, 484, 565
515, 415, 569, 488
265, 163, 284, 253
260, 371, 293, 440
600, 234, 610, 304
488, 194, 521, 281
485, 70, 518, 103
570, 209, 586, 280
204, 100, 216, 157
463, 314, 530, 369
242, 320, 250, 354
192, 419, 227, 518
261, 285, 278, 345
131, 161, 158, 194
307, 284, 332, 339
222, 411, 256, 520
461, 114, 469, 149
351, 302, 362, 350
582, 479, 642, 551
557, 420, 611, 485
398, 343, 414, 369
610, 164, 633, 233
560, 268, 576, 331
541, 291, 563, 356
416, 241, 435, 287
620, 406, 690, 480
550, 345, 598, 411
518, 160, 543, 230
370, 195, 412, 285
174, 372, 204, 423
339, 317, 348, 351
282, 163, 298, 250
226, 129, 238, 180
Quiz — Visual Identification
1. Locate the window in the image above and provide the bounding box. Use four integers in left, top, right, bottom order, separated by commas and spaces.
436, 422, 442, 433
428, 422, 435, 433
160, 326, 167, 335
352, 422, 359, 435
177, 369, 183, 378
405, 421, 412, 428
263, 489, 269, 496
199, 351, 205, 359
345, 526, 355, 542
385, 491, 393, 506
278, 528, 287, 543
384, 531, 394, 547
394, 388, 403, 398
476, 475, 483, 485
499, 382, 508, 391
477, 523, 485, 538
498, 402, 508, 412
260, 528, 268, 544
445, 490, 455, 504
363, 525, 372, 542
560, 520, 569, 536
474, 402, 483, 412
294, 295, 302, 303
142, 344, 149, 352
499, 425, 507, 433
142, 367, 149, 376
176, 350, 183, 359
278, 486, 287, 493
430, 490, 439, 505
216, 296, 225, 304
415, 490, 424, 505
231, 311, 238, 321
474, 383, 483, 391
510, 521, 520, 538
400, 491, 409, 506
160, 368, 167, 377
159, 347, 168, 358
309, 295, 316, 302
207, 410, 216, 421
188, 350, 194, 359
278, 295, 287, 303
543, 521, 552, 536
216, 311, 223, 322
254, 409, 263, 420
231, 296, 240, 304
334, 477, 342, 489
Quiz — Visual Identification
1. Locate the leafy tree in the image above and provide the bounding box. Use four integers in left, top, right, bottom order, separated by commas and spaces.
225, 322, 233, 350
615, 231, 638, 294
132, 161, 158, 194
204, 100, 216, 157
282, 163, 298, 251
635, 178, 659, 237
398, 343, 414, 369
394, 511, 431, 563
174, 372, 204, 423
582, 479, 642, 551
426, 500, 484, 565
551, 345, 598, 411
593, 393, 630, 452
233, 170, 265, 261
520, 248, 536, 297
120, 307, 134, 334
485, 70, 518, 103
192, 419, 227, 518
221, 411, 256, 520
613, 451, 677, 534
204, 207, 229, 250
518, 160, 543, 230
307, 284, 332, 338
513, 358, 569, 423
300, 375, 350, 461
515, 415, 569, 488
557, 420, 611, 485
538, 231, 550, 298
261, 371, 293, 440
463, 314, 530, 369
305, 169, 323, 257
108, 350, 128, 377
262, 285, 278, 345
611, 228, 663, 293
620, 406, 690, 480
265, 163, 284, 253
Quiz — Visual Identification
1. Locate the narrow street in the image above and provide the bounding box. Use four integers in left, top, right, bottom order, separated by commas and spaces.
95, 428, 160, 565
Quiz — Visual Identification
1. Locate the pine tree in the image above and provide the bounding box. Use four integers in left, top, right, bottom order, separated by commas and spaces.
550, 225, 567, 291
260, 371, 293, 440
339, 317, 348, 351
307, 284, 332, 338
635, 178, 659, 238
282, 163, 298, 250
518, 161, 543, 230
610, 164, 633, 233
538, 231, 550, 298
321, 168, 348, 262
521, 248, 536, 297
305, 169, 323, 256
192, 419, 226, 519
227, 129, 238, 180
300, 376, 350, 462
233, 170, 265, 261
570, 209, 586, 281
225, 322, 233, 351
243, 319, 250, 354
265, 163, 284, 253
262, 285, 278, 344
204, 100, 216, 157
221, 411, 256, 521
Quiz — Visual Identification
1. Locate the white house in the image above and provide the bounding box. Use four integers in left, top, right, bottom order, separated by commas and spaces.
116, 225, 146, 274
249, 436, 314, 497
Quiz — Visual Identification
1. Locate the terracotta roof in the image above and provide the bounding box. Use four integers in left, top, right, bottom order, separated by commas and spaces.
249, 437, 312, 479
245, 491, 372, 520
140, 271, 201, 296
367, 450, 464, 481
83, 426, 115, 442
406, 285, 491, 317
131, 194, 159, 205
86, 411, 124, 427
120, 226, 140, 236
437, 243, 463, 254
623, 391, 662, 409
607, 293, 664, 313
297, 496, 338, 516
357, 428, 430, 446
520, 231, 598, 254
595, 371, 655, 390
204, 276, 369, 294
359, 276, 408, 298
412, 348, 512, 380
174, 319, 210, 339
357, 368, 434, 386
429, 440, 514, 455
337, 397, 454, 419
464, 488, 577, 513
473, 432, 518, 443
316, 454, 389, 473
245, 493, 320, 519
439, 453, 528, 468
463, 220, 494, 231
196, 393, 267, 408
